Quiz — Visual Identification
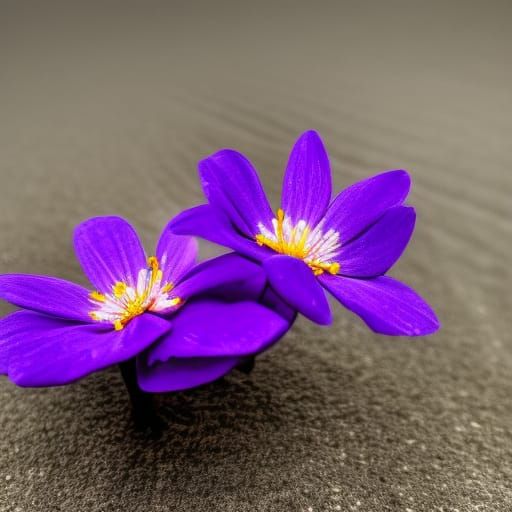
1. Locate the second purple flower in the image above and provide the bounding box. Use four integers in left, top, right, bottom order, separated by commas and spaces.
169, 130, 440, 335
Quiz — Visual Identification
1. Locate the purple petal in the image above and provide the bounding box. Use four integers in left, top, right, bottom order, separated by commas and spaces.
199, 149, 274, 236
264, 255, 332, 325
0, 352, 6, 375
0, 274, 93, 322
319, 274, 440, 336
324, 170, 411, 244
137, 354, 241, 393
169, 204, 273, 262
74, 216, 147, 293
339, 206, 416, 277
282, 130, 332, 227
147, 299, 289, 361
173, 253, 266, 300
155, 222, 198, 285
203, 266, 266, 302
1, 311, 170, 386
261, 286, 297, 324
0, 311, 22, 374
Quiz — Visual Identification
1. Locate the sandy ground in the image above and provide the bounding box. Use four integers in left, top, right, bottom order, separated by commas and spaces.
1, 1, 511, 510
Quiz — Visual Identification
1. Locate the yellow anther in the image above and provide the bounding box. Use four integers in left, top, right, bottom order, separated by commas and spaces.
309, 260, 340, 276
141, 257, 161, 300
113, 281, 127, 298
329, 262, 340, 275
89, 291, 106, 303
147, 256, 159, 271
256, 233, 276, 249
89, 256, 184, 331
276, 208, 285, 250
161, 282, 174, 293
256, 209, 340, 276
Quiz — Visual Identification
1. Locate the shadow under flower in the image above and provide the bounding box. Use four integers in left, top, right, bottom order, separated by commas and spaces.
1, 332, 379, 510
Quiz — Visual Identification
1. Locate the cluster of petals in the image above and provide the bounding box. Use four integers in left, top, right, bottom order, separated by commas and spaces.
0, 130, 439, 391
0, 218, 291, 390
171, 130, 439, 333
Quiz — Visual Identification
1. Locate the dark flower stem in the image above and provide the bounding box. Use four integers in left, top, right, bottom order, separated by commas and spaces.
118, 358, 164, 436
237, 357, 256, 375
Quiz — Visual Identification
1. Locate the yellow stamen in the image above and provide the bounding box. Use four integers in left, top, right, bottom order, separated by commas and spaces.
89, 291, 106, 303
144, 256, 161, 299
256, 209, 340, 276
113, 281, 127, 298
295, 224, 310, 257
161, 282, 174, 293
310, 261, 340, 276
276, 208, 285, 252
147, 256, 158, 271
89, 256, 184, 331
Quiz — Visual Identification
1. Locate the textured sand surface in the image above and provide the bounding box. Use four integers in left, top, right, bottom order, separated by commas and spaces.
1, 2, 511, 510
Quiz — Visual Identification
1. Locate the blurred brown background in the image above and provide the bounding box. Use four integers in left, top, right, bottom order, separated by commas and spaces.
1, 1, 511, 510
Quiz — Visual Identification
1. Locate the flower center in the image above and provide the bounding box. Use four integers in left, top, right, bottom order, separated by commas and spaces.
89, 256, 182, 330
255, 209, 341, 275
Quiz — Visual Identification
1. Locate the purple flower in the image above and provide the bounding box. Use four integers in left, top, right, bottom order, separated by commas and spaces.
169, 130, 440, 335
0, 217, 290, 391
